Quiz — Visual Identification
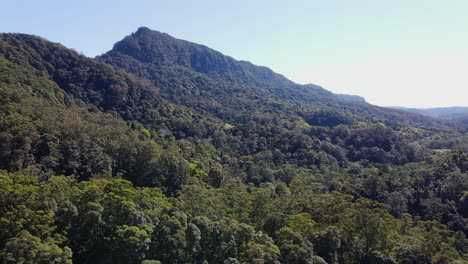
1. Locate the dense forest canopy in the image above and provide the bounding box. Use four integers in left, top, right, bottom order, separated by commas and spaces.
0, 29, 467, 263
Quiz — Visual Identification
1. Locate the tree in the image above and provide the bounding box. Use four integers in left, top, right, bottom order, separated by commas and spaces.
276, 226, 314, 263
110, 225, 151, 264
0, 230, 72, 264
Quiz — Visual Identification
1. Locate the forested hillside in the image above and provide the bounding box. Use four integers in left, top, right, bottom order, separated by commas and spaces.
99, 27, 455, 129
0, 30, 467, 263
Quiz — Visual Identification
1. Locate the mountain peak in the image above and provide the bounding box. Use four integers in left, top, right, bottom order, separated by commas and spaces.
133, 26, 170, 40
101, 27, 293, 87
135, 26, 152, 33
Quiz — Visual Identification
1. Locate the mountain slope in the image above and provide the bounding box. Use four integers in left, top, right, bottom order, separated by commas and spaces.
99, 27, 454, 129
0, 31, 467, 263
0, 33, 226, 191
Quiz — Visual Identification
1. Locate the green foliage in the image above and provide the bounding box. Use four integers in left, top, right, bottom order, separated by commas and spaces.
0, 30, 467, 263
0, 230, 72, 264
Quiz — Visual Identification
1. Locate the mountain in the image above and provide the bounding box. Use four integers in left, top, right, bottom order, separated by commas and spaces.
104, 27, 294, 86
392, 106, 468, 119
99, 27, 453, 129
0, 29, 467, 263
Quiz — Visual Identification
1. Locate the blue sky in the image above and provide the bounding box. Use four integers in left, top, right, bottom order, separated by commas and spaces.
2, 0, 467, 107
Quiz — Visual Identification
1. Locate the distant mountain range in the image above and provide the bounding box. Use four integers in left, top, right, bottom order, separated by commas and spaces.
390, 106, 468, 119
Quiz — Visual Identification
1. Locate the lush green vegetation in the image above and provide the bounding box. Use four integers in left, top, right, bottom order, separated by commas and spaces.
0, 30, 467, 263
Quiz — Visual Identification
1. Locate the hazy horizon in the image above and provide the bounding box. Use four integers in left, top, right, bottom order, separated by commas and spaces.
2, 0, 467, 108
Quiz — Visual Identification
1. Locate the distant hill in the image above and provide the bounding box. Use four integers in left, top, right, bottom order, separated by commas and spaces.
391, 106, 468, 119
